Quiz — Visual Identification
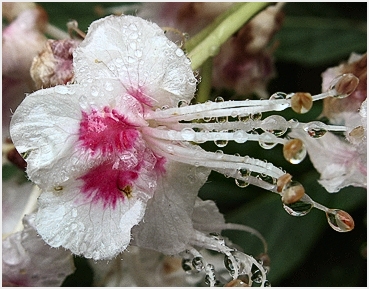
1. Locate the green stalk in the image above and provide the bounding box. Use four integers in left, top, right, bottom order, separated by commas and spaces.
187, 2, 270, 71
196, 57, 213, 103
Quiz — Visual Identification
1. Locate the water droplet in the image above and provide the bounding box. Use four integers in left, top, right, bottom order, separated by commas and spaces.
181, 258, 192, 273
234, 130, 248, 143
326, 209, 354, 232
288, 118, 299, 128
175, 48, 185, 57
71, 208, 78, 218
328, 73, 359, 98
204, 264, 216, 286
264, 280, 271, 287
258, 132, 277, 149
181, 128, 196, 141
54, 86, 70, 94
215, 139, 228, 147
238, 114, 250, 122
216, 115, 228, 123
178, 100, 189, 107
304, 121, 327, 138
283, 138, 307, 164
54, 186, 63, 191
251, 264, 263, 284
235, 178, 249, 188
215, 96, 224, 102
128, 23, 137, 30
134, 50, 143, 58
192, 256, 204, 272
224, 255, 236, 276
261, 115, 288, 136
209, 45, 220, 57
269, 92, 287, 100
104, 81, 114, 92
283, 198, 313, 216
281, 181, 305, 205
251, 112, 262, 120
71, 223, 77, 230
91, 86, 99, 97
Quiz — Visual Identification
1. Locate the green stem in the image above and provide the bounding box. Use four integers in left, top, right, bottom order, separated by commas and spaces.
187, 2, 270, 71
196, 57, 213, 103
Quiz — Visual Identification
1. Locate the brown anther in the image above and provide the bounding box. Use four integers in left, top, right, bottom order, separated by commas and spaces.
119, 185, 133, 198
335, 73, 359, 97
290, 92, 313, 114
256, 253, 271, 268
336, 210, 355, 232
348, 126, 365, 145
283, 138, 305, 164
276, 173, 292, 193
281, 182, 305, 205
225, 279, 250, 287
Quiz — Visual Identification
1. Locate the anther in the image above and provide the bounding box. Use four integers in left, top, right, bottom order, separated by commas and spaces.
276, 173, 292, 193
281, 181, 305, 205
290, 92, 313, 114
331, 73, 359, 98
283, 138, 307, 164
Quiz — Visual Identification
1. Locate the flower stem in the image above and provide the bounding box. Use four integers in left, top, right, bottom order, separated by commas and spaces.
187, 2, 270, 70
196, 57, 213, 103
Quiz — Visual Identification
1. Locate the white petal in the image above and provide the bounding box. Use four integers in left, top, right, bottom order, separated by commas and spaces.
192, 198, 225, 233
74, 15, 196, 108
131, 161, 210, 255
34, 179, 147, 260
10, 78, 147, 188
2, 214, 75, 286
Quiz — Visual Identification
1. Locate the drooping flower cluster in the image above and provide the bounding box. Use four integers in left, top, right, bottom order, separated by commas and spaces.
7, 9, 365, 287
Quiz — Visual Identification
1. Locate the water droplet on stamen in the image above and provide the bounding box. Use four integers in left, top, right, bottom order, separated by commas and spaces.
283, 197, 313, 217
178, 100, 189, 107
181, 259, 192, 273
215, 139, 228, 147
234, 130, 249, 143
181, 128, 196, 141
261, 115, 288, 136
326, 209, 355, 232
281, 181, 305, 205
283, 138, 307, 164
216, 115, 228, 123
192, 256, 204, 272
258, 132, 277, 149
304, 121, 327, 138
251, 112, 262, 120
238, 114, 250, 122
269, 92, 287, 100
215, 96, 224, 103
175, 48, 185, 57
328, 73, 359, 98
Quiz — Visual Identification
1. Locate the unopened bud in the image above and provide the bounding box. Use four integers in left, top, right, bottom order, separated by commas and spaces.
290, 92, 313, 114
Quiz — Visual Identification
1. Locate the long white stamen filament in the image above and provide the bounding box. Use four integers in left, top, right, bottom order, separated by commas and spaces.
144, 136, 285, 179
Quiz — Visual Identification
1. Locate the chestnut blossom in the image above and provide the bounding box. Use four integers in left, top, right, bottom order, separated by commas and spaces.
10, 14, 359, 285
2, 214, 75, 286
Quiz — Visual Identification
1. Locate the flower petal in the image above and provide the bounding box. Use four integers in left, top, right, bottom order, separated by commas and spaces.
10, 78, 147, 188
73, 15, 196, 108
34, 178, 148, 260
2, 214, 75, 286
131, 160, 211, 255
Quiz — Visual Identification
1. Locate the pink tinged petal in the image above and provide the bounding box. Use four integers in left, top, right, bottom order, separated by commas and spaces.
290, 130, 367, 193
73, 15, 196, 109
2, 214, 75, 286
34, 181, 147, 260
131, 160, 211, 255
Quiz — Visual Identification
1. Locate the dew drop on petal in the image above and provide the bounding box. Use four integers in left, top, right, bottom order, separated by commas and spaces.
175, 48, 185, 57
181, 128, 196, 141
91, 86, 99, 97
104, 81, 114, 92
54, 86, 70, 94
326, 209, 355, 232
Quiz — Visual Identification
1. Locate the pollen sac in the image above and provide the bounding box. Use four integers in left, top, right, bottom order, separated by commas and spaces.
283, 138, 307, 164
328, 73, 359, 98
276, 173, 292, 193
290, 92, 313, 114
326, 209, 355, 232
281, 181, 305, 205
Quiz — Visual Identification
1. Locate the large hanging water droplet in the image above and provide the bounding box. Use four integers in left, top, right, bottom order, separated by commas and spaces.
328, 73, 359, 98
283, 198, 313, 216
261, 115, 288, 136
258, 132, 277, 149
304, 121, 327, 138
326, 209, 355, 232
283, 138, 307, 164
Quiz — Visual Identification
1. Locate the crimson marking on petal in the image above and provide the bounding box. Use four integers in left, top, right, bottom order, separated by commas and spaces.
127, 87, 154, 107
79, 162, 139, 209
78, 106, 139, 156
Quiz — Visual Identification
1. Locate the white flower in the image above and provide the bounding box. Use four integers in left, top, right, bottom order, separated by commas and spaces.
10, 14, 356, 285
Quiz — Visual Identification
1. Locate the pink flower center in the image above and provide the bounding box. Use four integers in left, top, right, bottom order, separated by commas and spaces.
77, 106, 164, 208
